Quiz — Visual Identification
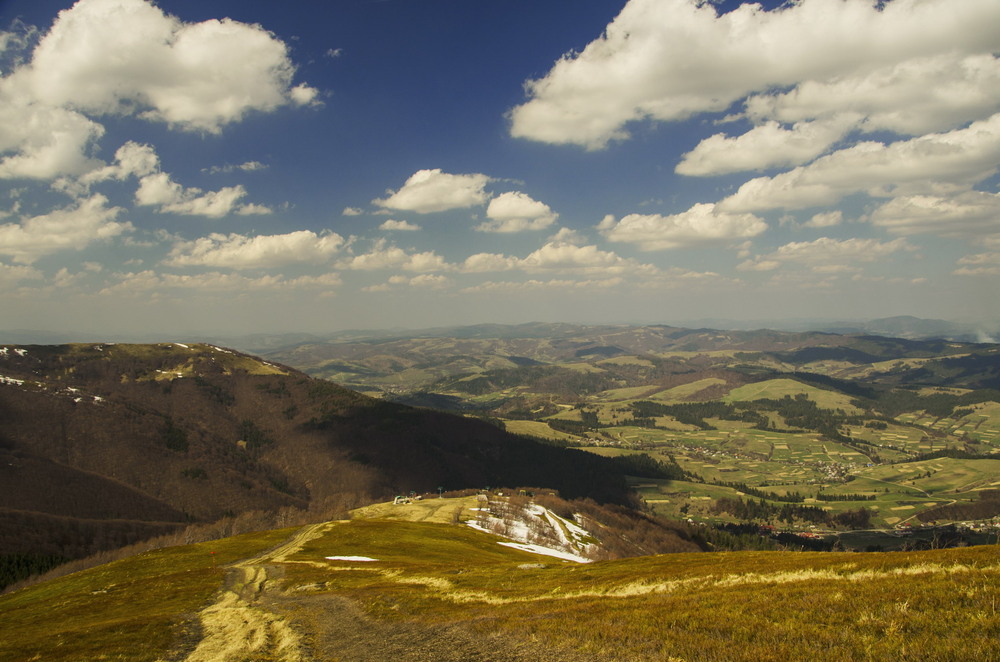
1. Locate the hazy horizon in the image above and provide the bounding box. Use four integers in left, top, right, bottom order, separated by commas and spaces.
1, 0, 998, 336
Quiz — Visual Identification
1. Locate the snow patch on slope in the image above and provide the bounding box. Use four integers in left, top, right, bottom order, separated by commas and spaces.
467, 498, 598, 563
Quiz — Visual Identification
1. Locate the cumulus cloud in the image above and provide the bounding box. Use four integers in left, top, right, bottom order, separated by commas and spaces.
379, 219, 421, 231
0, 194, 130, 263
676, 117, 857, 176
101, 270, 342, 295
364, 273, 451, 291
737, 237, 913, 272
165, 230, 345, 269
83, 141, 269, 217
0, 0, 315, 181
374, 169, 491, 214
135, 173, 261, 218
338, 239, 450, 273
25, 0, 316, 131
509, 0, 1000, 150
597, 203, 767, 250
868, 190, 1000, 236
463, 236, 659, 277
0, 96, 104, 179
477, 191, 558, 233
745, 53, 1000, 137
0, 261, 43, 286
803, 210, 843, 229
720, 113, 1000, 212
954, 252, 1000, 276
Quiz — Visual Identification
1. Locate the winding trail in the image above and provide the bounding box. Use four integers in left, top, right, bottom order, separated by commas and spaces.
172, 522, 333, 662
167, 513, 594, 662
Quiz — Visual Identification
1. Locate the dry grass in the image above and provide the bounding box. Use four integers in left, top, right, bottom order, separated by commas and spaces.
4, 510, 999, 662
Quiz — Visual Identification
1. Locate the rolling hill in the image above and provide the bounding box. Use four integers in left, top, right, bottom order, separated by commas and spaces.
259, 324, 1000, 534
0, 342, 634, 566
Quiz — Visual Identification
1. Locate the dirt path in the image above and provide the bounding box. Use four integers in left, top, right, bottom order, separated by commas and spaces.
168, 518, 593, 662
166, 522, 333, 662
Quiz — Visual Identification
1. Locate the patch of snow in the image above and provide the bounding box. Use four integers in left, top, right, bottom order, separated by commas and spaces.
0, 375, 25, 386
325, 556, 378, 562
93, 396, 103, 403
67, 387, 80, 393
210, 345, 233, 354
467, 512, 594, 564
175, 343, 190, 349
14, 348, 26, 357
497, 542, 592, 564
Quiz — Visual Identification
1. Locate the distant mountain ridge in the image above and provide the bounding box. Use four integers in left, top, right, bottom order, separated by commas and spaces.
259, 322, 1000, 402
3, 316, 996, 351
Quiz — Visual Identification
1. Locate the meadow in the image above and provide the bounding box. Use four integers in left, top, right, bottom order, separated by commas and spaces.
6, 508, 996, 661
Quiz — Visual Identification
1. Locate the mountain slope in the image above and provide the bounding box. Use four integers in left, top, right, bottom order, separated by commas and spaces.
0, 343, 632, 560
2, 505, 997, 661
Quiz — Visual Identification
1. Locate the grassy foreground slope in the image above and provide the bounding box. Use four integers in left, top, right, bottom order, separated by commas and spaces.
2, 499, 999, 661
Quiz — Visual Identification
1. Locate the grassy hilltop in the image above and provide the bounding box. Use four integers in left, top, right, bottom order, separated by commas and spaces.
1, 497, 998, 661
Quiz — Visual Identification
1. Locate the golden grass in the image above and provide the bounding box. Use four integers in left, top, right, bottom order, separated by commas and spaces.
0, 528, 294, 662
5, 511, 999, 662
278, 518, 1000, 661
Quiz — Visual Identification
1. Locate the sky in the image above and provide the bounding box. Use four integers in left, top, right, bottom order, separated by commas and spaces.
0, 0, 998, 338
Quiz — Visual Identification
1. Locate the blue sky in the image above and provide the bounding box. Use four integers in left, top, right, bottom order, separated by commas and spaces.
0, 0, 998, 337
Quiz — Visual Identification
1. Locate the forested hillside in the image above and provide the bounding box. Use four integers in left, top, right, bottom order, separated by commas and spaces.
0, 343, 632, 568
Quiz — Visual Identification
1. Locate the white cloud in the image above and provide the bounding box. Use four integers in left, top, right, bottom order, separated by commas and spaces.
509, 0, 1000, 150
463, 237, 659, 277
203, 160, 268, 175
25, 0, 315, 132
289, 83, 320, 107
460, 277, 625, 294
462, 252, 519, 273
0, 97, 104, 179
597, 203, 767, 250
803, 210, 843, 229
0, 194, 130, 263
737, 237, 912, 272
81, 141, 269, 217
135, 173, 261, 217
165, 230, 345, 269
676, 117, 857, 176
0, 0, 315, 181
954, 252, 1000, 276
477, 191, 558, 233
745, 53, 1000, 136
380, 219, 421, 231
720, 113, 1000, 212
0, 261, 43, 286
101, 269, 342, 295
868, 190, 1000, 237
339, 239, 450, 273
374, 168, 491, 214
365, 273, 451, 291
342, 207, 364, 216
